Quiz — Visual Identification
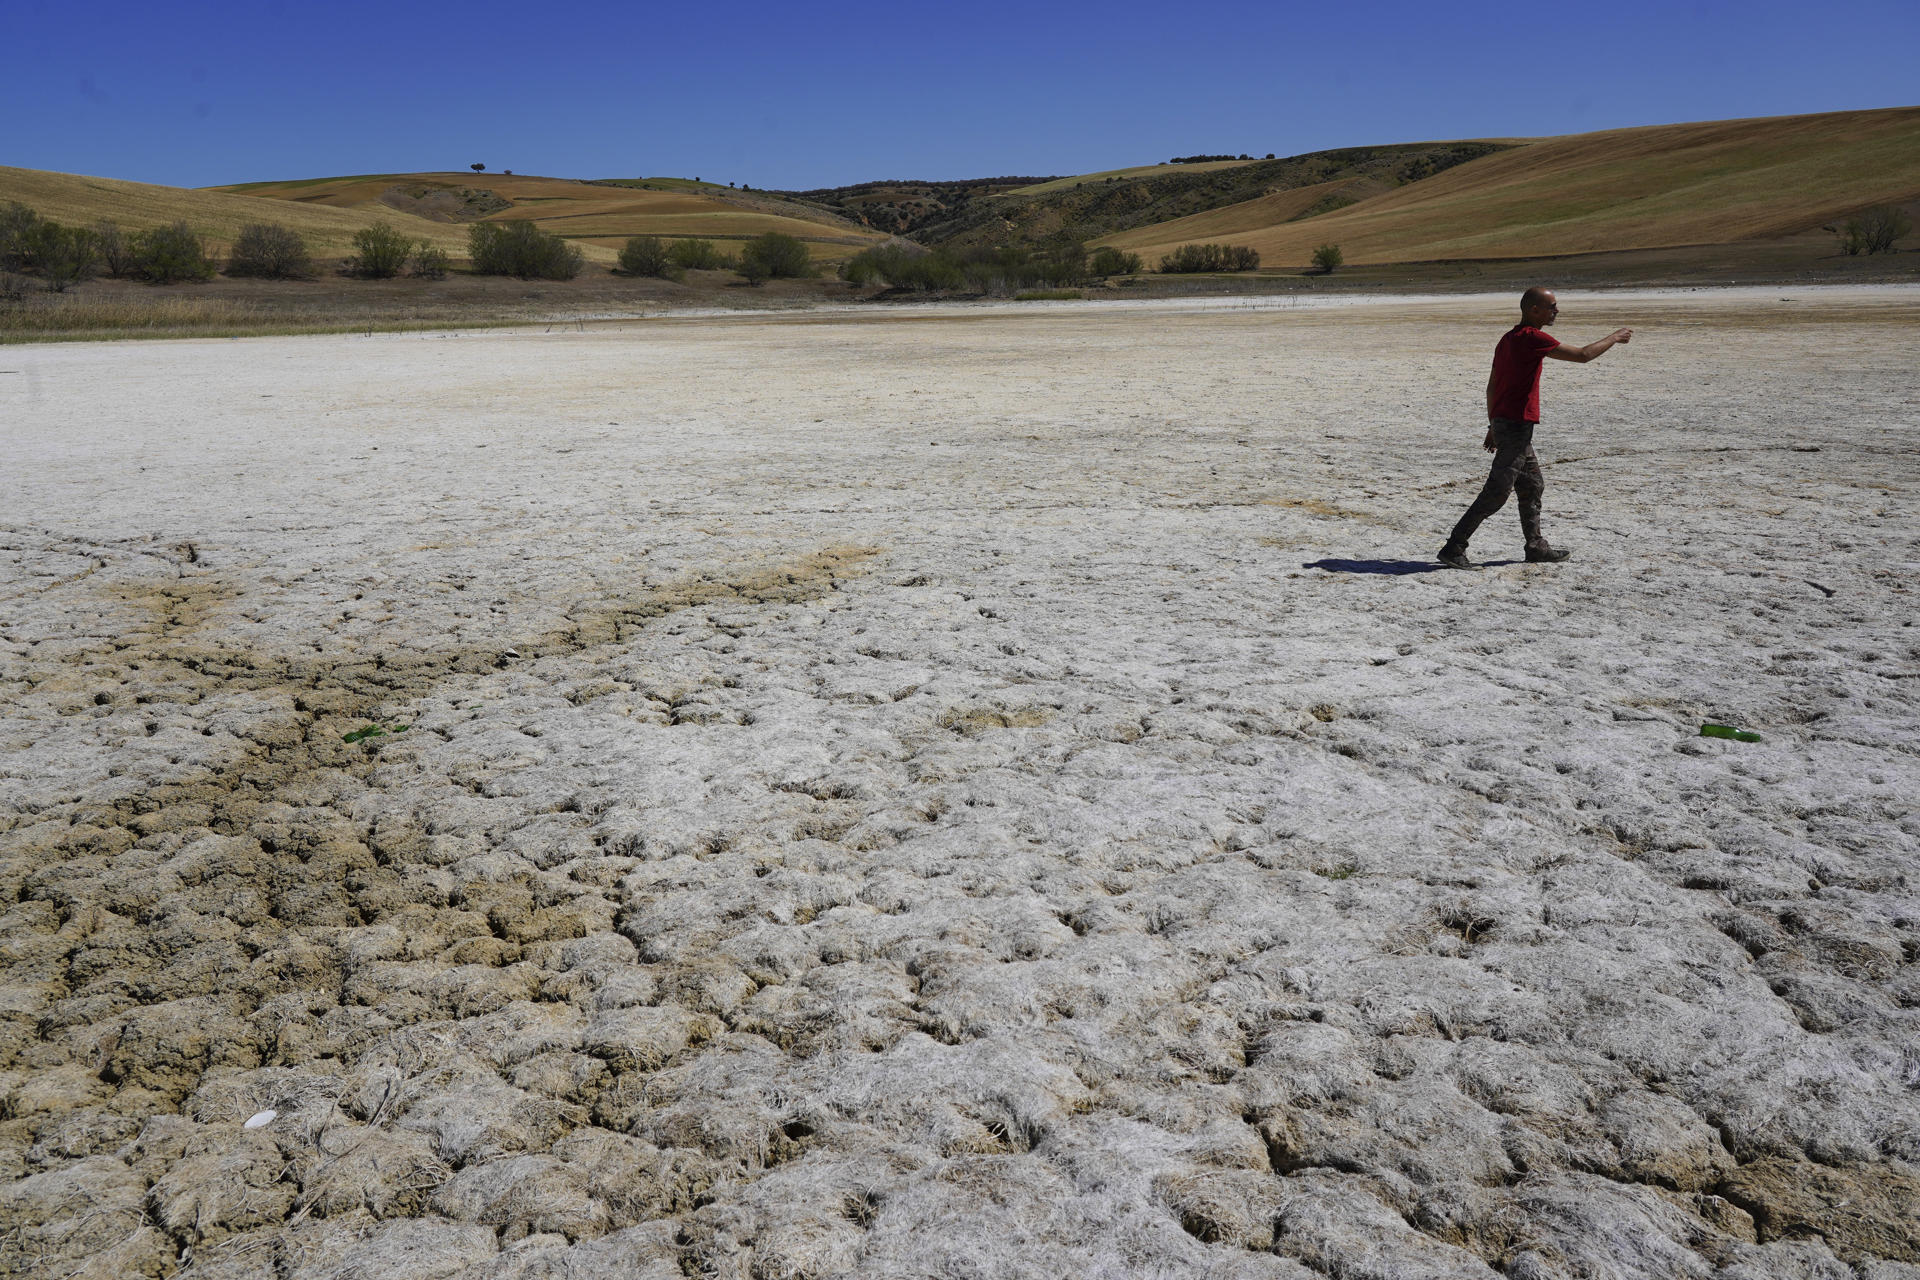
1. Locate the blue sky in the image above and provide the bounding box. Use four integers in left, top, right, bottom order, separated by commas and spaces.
9, 0, 1917, 190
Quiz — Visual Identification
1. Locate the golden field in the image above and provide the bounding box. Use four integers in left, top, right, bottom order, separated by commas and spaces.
214, 172, 883, 260
0, 168, 885, 270
0, 166, 470, 258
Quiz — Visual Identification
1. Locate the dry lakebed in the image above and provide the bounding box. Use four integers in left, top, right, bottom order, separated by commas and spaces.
1, 286, 1917, 1279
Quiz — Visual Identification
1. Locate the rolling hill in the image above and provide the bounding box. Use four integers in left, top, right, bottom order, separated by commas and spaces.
1097, 106, 1920, 267
212, 172, 884, 262
0, 166, 469, 258
902, 143, 1512, 251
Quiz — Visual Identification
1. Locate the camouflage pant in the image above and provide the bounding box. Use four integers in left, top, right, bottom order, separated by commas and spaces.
1445, 418, 1547, 552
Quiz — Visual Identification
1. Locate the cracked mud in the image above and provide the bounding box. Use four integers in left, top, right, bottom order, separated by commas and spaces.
2, 288, 1917, 1279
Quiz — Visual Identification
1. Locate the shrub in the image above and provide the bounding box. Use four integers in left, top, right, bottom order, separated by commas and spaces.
617, 234, 674, 277
736, 255, 770, 285
0, 271, 32, 303
1838, 205, 1913, 255
29, 222, 101, 291
841, 241, 1095, 294
841, 253, 879, 286
130, 223, 215, 283
737, 232, 812, 280
468, 221, 584, 279
1159, 243, 1259, 273
346, 224, 413, 278
666, 238, 728, 271
0, 203, 39, 271
1311, 243, 1344, 274
411, 242, 450, 279
1088, 246, 1142, 277
227, 223, 312, 279
95, 220, 135, 278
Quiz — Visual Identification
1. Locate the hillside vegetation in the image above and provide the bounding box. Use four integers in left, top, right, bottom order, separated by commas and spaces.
1006, 159, 1262, 196
783, 146, 1502, 251
774, 177, 1062, 238
214, 172, 883, 262
1100, 106, 1920, 267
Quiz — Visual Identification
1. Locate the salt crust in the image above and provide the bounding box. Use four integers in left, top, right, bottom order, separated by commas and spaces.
1, 287, 1917, 1277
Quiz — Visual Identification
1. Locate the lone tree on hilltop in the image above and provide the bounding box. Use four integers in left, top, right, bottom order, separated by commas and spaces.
471, 163, 486, 172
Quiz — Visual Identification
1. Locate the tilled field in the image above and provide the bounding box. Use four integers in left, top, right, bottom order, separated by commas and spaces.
2, 289, 1917, 1279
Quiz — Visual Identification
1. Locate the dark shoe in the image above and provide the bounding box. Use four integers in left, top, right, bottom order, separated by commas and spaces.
1525, 546, 1571, 563
1437, 545, 1475, 570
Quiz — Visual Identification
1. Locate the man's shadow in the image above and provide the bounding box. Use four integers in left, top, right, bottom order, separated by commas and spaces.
1301, 557, 1521, 575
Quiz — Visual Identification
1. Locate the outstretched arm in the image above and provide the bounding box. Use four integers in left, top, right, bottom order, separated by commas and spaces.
1547, 328, 1633, 363
1483, 371, 1498, 451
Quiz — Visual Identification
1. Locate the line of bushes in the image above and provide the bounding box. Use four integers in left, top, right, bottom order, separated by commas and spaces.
838, 240, 1141, 293
0, 201, 467, 293
2, 203, 223, 290
1158, 242, 1260, 273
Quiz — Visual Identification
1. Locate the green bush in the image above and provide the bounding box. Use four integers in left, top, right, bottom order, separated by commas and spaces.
1310, 243, 1344, 274
666, 238, 728, 271
0, 203, 39, 271
1838, 205, 1913, 255
738, 232, 813, 280
412, 242, 450, 279
1159, 243, 1260, 273
28, 222, 101, 291
95, 220, 135, 278
227, 223, 313, 279
840, 241, 1090, 294
617, 234, 675, 277
1088, 246, 1142, 277
130, 223, 215, 283
346, 224, 413, 278
468, 221, 584, 279
0, 207, 104, 290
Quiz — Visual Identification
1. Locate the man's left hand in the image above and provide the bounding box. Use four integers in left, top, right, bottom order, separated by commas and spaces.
1483, 427, 1496, 453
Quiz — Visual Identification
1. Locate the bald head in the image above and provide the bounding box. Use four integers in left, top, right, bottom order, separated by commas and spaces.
1520, 288, 1559, 325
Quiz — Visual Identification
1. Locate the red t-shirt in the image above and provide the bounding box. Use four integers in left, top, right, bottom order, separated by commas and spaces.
1489, 324, 1561, 423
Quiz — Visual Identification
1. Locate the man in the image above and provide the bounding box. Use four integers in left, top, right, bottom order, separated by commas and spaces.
1438, 288, 1632, 569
